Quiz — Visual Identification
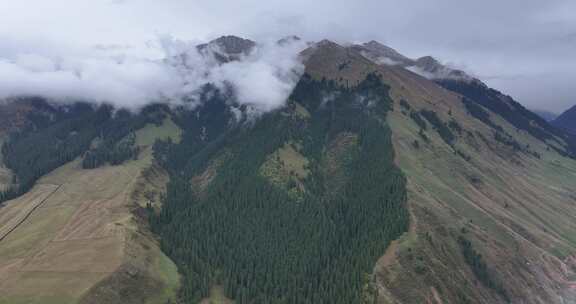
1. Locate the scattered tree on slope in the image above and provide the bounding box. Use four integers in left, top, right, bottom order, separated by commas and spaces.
458, 236, 509, 302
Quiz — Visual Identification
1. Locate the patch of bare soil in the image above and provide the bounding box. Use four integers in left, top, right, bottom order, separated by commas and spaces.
199, 286, 234, 304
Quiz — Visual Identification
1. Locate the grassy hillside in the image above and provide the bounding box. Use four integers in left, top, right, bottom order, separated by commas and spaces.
381, 109, 576, 303
1, 40, 574, 304
0, 119, 181, 304
302, 41, 576, 303
380, 69, 576, 303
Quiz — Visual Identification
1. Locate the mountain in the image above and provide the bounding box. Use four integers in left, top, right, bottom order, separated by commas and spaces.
355, 40, 576, 157
413, 55, 474, 81
353, 40, 475, 81
355, 40, 415, 66
0, 100, 182, 304
1, 36, 576, 304
553, 105, 576, 134
533, 109, 559, 122
197, 35, 256, 62
350, 40, 576, 303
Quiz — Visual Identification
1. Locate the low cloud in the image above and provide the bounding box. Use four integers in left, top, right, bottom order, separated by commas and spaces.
406, 65, 471, 81
373, 57, 401, 66
0, 35, 306, 112
160, 36, 306, 112
2, 0, 575, 112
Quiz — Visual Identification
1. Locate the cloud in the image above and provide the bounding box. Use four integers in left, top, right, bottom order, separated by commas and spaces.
0, 38, 178, 108
0, 34, 306, 112
211, 41, 305, 111
160, 35, 306, 112
406, 66, 436, 79
1, 0, 575, 112
373, 57, 401, 66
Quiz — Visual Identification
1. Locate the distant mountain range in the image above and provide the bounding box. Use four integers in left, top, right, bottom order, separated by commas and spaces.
553, 104, 576, 134
533, 109, 559, 122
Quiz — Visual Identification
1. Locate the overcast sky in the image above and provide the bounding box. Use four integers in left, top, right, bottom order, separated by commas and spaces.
1, 0, 575, 113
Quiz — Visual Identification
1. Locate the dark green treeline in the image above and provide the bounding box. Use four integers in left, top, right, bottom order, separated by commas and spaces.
0, 102, 163, 203
150, 74, 409, 304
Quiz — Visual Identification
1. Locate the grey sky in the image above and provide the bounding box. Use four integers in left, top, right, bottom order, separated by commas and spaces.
1, 0, 574, 112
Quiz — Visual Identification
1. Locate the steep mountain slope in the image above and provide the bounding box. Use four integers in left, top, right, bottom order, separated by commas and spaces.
435, 79, 575, 156
150, 70, 409, 304
197, 35, 256, 62
1, 36, 576, 304
354, 41, 414, 66
553, 105, 576, 134
354, 40, 576, 156
150, 38, 576, 304
0, 108, 181, 304
324, 40, 576, 303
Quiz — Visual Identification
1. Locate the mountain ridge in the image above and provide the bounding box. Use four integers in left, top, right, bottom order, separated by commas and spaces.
352, 40, 476, 82
1, 35, 576, 304
553, 104, 576, 134
197, 35, 257, 62
302, 38, 576, 303
533, 109, 559, 122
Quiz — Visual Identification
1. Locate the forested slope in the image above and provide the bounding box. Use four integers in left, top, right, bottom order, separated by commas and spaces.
2, 37, 576, 304
150, 74, 409, 304
0, 102, 165, 203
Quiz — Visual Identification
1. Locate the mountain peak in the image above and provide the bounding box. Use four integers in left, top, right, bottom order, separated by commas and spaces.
415, 56, 442, 71
363, 40, 406, 58
278, 35, 301, 45
197, 35, 256, 62
357, 40, 413, 65
301, 39, 377, 86
412, 55, 475, 81
354, 41, 476, 82
364, 40, 382, 46
552, 104, 576, 134
206, 35, 256, 54
315, 39, 342, 48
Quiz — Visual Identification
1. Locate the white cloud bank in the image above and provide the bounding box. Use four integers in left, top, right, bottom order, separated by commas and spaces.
0, 35, 306, 112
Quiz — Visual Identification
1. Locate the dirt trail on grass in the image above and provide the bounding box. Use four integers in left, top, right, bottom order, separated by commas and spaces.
379, 240, 399, 268
0, 121, 182, 304
378, 190, 418, 267
0, 185, 62, 243
0, 160, 141, 304
372, 184, 419, 304
429, 287, 444, 304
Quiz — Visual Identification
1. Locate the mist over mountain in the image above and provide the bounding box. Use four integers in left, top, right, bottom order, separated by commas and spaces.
0, 35, 306, 112
2, 34, 576, 304
2, 2, 576, 304
2, 0, 576, 112
533, 109, 559, 122
352, 41, 476, 82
